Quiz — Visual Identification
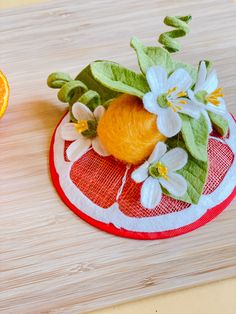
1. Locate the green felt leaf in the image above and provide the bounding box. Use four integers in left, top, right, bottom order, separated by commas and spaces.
130, 37, 197, 83
180, 113, 209, 162
90, 60, 149, 98
130, 36, 174, 75
165, 138, 208, 204
208, 111, 229, 136
75, 64, 118, 104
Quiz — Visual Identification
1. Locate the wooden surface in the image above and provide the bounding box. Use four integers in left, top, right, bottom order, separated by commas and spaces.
0, 0, 236, 313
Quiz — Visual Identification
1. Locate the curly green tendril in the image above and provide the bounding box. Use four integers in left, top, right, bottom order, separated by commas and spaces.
47, 72, 101, 114
158, 15, 192, 53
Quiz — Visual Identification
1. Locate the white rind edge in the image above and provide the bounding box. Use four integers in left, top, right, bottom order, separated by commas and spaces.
53, 113, 236, 233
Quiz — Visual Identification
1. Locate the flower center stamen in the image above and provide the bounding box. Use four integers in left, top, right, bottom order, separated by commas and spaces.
167, 100, 178, 112
176, 91, 187, 98
157, 162, 169, 180
167, 86, 177, 95
149, 161, 169, 180
157, 86, 187, 112
75, 120, 89, 133
205, 88, 224, 106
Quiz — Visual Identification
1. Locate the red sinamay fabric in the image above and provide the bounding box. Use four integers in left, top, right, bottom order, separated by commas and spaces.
50, 114, 236, 240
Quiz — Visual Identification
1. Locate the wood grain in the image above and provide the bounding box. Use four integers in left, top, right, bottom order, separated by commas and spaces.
0, 0, 236, 313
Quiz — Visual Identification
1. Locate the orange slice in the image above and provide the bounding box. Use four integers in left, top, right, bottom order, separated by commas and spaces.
0, 71, 9, 119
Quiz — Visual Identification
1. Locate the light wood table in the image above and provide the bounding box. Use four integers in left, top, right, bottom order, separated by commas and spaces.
0, 1, 235, 313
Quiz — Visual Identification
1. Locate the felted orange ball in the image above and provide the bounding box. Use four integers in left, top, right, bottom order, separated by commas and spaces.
97, 94, 166, 165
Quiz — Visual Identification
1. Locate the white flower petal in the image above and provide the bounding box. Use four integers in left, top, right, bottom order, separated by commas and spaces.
177, 98, 201, 119
168, 68, 193, 92
160, 147, 188, 171
61, 123, 80, 141
94, 105, 105, 121
201, 109, 212, 133
92, 137, 110, 157
143, 92, 159, 114
194, 61, 207, 92
148, 141, 167, 164
206, 98, 226, 115
157, 107, 182, 137
131, 161, 149, 183
201, 69, 218, 93
188, 89, 197, 102
72, 102, 94, 121
159, 172, 187, 197
218, 98, 226, 112
141, 177, 162, 209
66, 137, 91, 161
146, 66, 167, 96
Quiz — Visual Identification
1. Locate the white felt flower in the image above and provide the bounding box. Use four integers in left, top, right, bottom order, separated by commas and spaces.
131, 142, 188, 209
188, 61, 226, 132
61, 103, 110, 161
143, 66, 198, 137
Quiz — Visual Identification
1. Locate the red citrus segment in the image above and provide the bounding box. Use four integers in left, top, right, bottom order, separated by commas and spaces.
70, 149, 127, 208
204, 139, 234, 194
